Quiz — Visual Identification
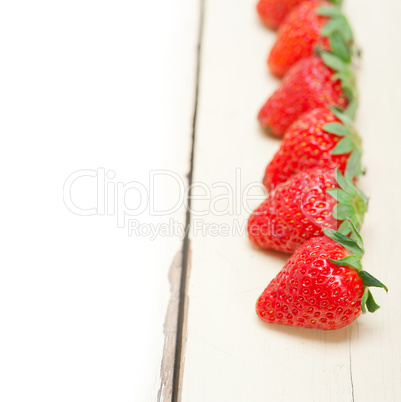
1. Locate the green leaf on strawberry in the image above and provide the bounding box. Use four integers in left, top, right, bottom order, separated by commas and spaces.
315, 6, 343, 18
344, 98, 359, 119
315, 5, 358, 106
326, 170, 367, 234
323, 218, 387, 314
330, 105, 354, 125
323, 113, 363, 179
324, 227, 363, 258
330, 31, 351, 62
323, 122, 350, 136
364, 290, 380, 313
359, 271, 388, 291
317, 6, 353, 43
331, 136, 354, 154
320, 51, 349, 72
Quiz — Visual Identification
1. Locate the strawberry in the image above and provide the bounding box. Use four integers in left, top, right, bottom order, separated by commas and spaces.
248, 167, 367, 253
256, 220, 387, 330
256, 0, 306, 30
258, 54, 356, 137
263, 107, 362, 191
268, 1, 353, 77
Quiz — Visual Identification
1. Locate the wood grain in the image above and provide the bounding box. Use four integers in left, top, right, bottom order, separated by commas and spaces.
158, 251, 183, 401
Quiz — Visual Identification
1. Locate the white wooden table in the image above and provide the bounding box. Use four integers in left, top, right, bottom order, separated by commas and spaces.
1, 0, 400, 401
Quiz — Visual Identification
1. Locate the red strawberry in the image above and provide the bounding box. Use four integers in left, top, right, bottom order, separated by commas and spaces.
256, 0, 306, 30
247, 167, 367, 253
263, 107, 362, 191
268, 0, 329, 76
256, 220, 387, 330
258, 55, 353, 137
268, 1, 353, 77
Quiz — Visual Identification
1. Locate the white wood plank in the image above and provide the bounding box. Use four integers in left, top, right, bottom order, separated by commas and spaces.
182, 0, 401, 401
343, 1, 401, 401
0, 1, 199, 401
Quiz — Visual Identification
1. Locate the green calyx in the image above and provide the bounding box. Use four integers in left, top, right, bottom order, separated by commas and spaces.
326, 168, 367, 235
323, 218, 388, 314
328, 0, 344, 6
315, 5, 358, 106
323, 106, 363, 179
316, 5, 354, 62
320, 51, 358, 107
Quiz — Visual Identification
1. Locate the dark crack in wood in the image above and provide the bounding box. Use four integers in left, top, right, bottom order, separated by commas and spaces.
171, 0, 205, 400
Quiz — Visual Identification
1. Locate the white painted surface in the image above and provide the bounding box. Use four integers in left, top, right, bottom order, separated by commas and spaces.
182, 0, 401, 401
2, 0, 400, 400
0, 1, 199, 401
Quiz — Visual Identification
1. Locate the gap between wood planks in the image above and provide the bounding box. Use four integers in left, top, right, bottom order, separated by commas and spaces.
157, 0, 205, 401
172, 0, 205, 399
159, 1, 356, 400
